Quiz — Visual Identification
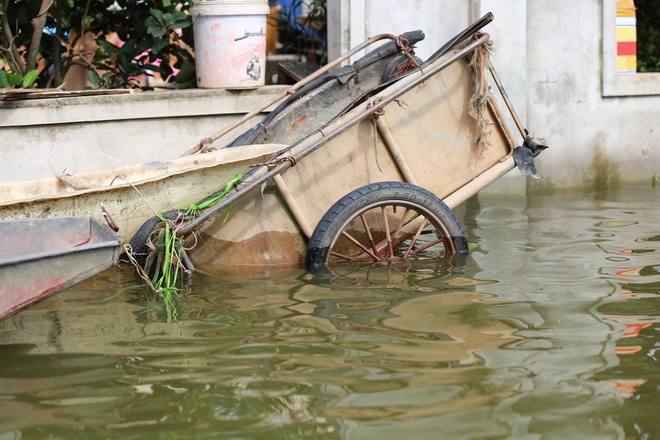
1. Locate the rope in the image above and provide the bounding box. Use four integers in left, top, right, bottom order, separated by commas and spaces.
394, 35, 421, 77
182, 137, 216, 156
468, 35, 495, 153
367, 96, 385, 173
249, 154, 297, 170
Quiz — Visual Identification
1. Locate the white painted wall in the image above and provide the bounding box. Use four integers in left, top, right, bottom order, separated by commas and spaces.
0, 87, 286, 181
527, 0, 660, 189
329, 0, 471, 62
329, 0, 660, 189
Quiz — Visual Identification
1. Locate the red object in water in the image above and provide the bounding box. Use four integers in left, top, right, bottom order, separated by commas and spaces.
0, 217, 122, 321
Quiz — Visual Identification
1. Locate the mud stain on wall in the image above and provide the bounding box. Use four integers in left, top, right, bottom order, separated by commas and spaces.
588, 134, 620, 189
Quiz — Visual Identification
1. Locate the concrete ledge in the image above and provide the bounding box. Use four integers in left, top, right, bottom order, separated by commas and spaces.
0, 86, 288, 180
0, 86, 289, 127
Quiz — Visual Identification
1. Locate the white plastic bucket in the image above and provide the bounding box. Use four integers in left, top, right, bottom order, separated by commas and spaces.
190, 0, 270, 88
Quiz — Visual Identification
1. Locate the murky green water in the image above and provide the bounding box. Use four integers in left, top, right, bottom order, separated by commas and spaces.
2, 183, 660, 439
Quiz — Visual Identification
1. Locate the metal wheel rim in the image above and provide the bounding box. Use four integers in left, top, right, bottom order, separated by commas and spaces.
324, 200, 457, 265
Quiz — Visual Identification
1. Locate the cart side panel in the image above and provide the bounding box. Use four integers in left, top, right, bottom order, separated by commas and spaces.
189, 182, 308, 267
381, 56, 514, 199
279, 118, 405, 228
279, 56, 515, 233
189, 117, 404, 268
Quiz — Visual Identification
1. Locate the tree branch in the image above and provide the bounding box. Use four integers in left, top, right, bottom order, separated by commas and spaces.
0, 4, 26, 74
26, 0, 53, 73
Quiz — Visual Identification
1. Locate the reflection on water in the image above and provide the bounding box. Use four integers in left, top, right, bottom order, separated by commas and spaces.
1, 183, 660, 438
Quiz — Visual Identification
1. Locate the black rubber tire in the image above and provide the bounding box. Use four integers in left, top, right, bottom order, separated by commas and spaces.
306, 182, 469, 269
129, 209, 182, 255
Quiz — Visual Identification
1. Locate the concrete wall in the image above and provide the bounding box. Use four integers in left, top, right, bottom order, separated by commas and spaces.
526, 0, 660, 189
329, 0, 660, 189
4, 0, 659, 188
0, 87, 286, 181
328, 0, 472, 63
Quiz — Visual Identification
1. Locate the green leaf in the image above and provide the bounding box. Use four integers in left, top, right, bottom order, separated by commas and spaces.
146, 16, 166, 37
0, 70, 10, 88
87, 70, 100, 87
143, 63, 167, 75
162, 12, 175, 27
144, 16, 158, 27
148, 26, 166, 38
151, 38, 169, 54
21, 69, 38, 88
150, 8, 165, 23
7, 72, 22, 87
97, 40, 118, 56
135, 39, 154, 57
174, 60, 195, 83
171, 17, 191, 30
175, 78, 196, 89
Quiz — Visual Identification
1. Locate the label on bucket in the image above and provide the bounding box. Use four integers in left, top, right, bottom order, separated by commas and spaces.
194, 14, 266, 88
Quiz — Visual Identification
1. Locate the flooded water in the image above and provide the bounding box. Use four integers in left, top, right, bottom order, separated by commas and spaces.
2, 183, 660, 439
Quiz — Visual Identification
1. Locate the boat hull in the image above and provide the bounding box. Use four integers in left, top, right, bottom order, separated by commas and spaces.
0, 217, 122, 320
0, 144, 285, 245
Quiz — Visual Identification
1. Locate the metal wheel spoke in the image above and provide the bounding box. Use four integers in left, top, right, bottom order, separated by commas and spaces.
329, 250, 358, 261
381, 206, 394, 259
403, 218, 430, 258
409, 237, 446, 255
359, 212, 378, 255
341, 230, 381, 262
392, 207, 411, 238
309, 183, 468, 268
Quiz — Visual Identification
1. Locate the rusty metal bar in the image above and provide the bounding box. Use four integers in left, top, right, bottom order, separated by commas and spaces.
177, 33, 491, 237
487, 60, 526, 138
376, 117, 417, 185
486, 98, 517, 153
273, 174, 313, 239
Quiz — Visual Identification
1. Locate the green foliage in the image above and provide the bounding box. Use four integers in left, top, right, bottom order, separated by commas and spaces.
135, 174, 243, 322
86, 1, 198, 89
154, 215, 182, 322
185, 174, 243, 216
0, 0, 199, 89
0, 63, 38, 89
21, 69, 39, 87
636, 0, 660, 72
1, 0, 328, 89
173, 60, 196, 88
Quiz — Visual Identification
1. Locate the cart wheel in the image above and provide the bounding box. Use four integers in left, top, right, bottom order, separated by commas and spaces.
306, 182, 469, 269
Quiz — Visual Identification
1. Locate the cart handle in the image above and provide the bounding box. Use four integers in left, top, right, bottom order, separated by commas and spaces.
177, 33, 492, 237
182, 32, 403, 156
486, 60, 526, 138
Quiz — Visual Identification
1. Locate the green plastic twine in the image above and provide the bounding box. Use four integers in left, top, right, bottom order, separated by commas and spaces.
154, 213, 180, 322
150, 174, 243, 322
185, 173, 243, 216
